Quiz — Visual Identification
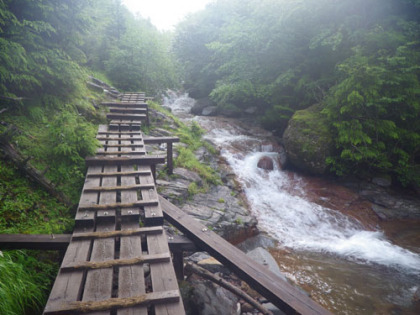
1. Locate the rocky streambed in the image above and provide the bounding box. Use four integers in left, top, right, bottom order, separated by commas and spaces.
149, 92, 420, 315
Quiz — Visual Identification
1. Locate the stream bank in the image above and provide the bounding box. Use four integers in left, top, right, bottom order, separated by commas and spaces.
161, 91, 420, 315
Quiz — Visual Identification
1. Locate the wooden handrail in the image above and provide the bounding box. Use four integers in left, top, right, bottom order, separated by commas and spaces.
159, 195, 333, 315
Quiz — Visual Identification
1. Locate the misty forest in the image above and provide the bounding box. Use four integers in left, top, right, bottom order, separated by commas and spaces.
0, 0, 419, 314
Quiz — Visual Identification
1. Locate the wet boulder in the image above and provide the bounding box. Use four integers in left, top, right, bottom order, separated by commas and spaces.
202, 106, 218, 116
191, 97, 213, 115
257, 156, 274, 170
283, 104, 334, 175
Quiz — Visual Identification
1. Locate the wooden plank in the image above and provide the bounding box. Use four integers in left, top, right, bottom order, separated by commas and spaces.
0, 233, 197, 252
45, 290, 180, 315
81, 132, 117, 315
97, 131, 142, 135
44, 166, 101, 314
84, 183, 156, 192
106, 113, 146, 120
62, 254, 170, 271
159, 195, 333, 315
85, 155, 165, 167
118, 154, 148, 314
96, 151, 146, 156
109, 108, 147, 114
109, 123, 141, 131
138, 165, 163, 226
87, 170, 151, 177
143, 137, 180, 144
101, 102, 148, 108
100, 144, 144, 148
0, 234, 70, 250
148, 230, 185, 315
72, 226, 163, 239
78, 200, 159, 211
97, 137, 143, 141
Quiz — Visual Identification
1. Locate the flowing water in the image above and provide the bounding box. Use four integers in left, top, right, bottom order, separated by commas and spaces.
163, 91, 420, 314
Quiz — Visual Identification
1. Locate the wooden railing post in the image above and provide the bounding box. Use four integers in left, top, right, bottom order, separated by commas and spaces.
167, 142, 173, 174
172, 250, 184, 281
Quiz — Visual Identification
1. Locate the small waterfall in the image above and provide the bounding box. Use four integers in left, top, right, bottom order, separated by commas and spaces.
163, 91, 420, 313
224, 150, 420, 273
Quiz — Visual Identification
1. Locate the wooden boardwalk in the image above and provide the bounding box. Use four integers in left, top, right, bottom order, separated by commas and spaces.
35, 91, 333, 314
43, 93, 185, 315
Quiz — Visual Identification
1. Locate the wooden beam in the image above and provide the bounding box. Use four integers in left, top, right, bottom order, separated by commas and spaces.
107, 113, 147, 120
0, 233, 197, 252
83, 183, 155, 192
97, 131, 142, 135
78, 200, 159, 211
159, 195, 332, 315
109, 108, 147, 114
44, 290, 180, 315
143, 136, 180, 144
101, 102, 148, 108
85, 155, 165, 166
96, 136, 143, 141
0, 234, 70, 250
143, 137, 179, 174
87, 170, 152, 177
100, 144, 144, 148
95, 151, 146, 156
61, 253, 171, 271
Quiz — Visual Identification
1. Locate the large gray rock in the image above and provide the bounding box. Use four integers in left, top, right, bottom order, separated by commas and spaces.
182, 185, 257, 242
187, 274, 239, 315
202, 106, 218, 116
246, 247, 287, 281
283, 104, 334, 175
191, 97, 213, 115
257, 156, 274, 170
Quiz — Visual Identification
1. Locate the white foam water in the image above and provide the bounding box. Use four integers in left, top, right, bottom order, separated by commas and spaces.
223, 150, 420, 273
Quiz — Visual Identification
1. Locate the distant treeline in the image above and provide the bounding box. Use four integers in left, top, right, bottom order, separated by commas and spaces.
173, 0, 420, 186
0, 0, 178, 101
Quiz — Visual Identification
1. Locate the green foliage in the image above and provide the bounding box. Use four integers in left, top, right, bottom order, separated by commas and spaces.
323, 29, 420, 185
81, 1, 179, 94
0, 160, 73, 234
187, 182, 205, 198
175, 147, 220, 186
175, 0, 420, 186
0, 251, 50, 315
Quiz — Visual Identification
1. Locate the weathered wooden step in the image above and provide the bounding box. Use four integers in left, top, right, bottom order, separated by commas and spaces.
87, 170, 152, 177
61, 253, 171, 271
72, 226, 163, 240
107, 113, 147, 120
109, 107, 147, 114
83, 183, 155, 192
97, 131, 142, 135
101, 102, 148, 108
79, 200, 159, 211
96, 136, 143, 141
109, 123, 141, 131
96, 151, 146, 156
100, 144, 144, 148
85, 155, 165, 166
143, 136, 180, 144
44, 290, 180, 315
